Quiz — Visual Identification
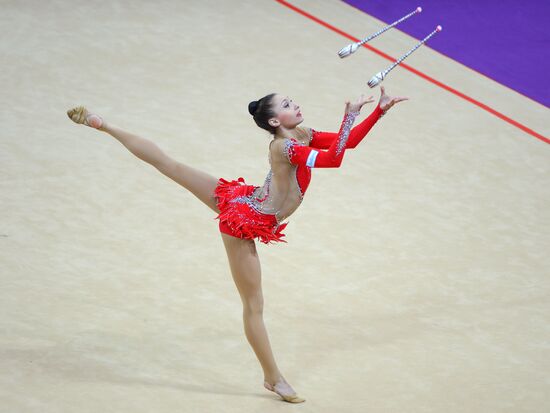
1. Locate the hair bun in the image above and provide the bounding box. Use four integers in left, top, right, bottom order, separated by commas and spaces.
248, 100, 259, 116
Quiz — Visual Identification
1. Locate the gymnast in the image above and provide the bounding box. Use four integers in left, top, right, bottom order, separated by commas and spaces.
67, 86, 407, 403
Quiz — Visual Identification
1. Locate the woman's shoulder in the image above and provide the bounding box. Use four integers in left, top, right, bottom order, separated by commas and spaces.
270, 133, 308, 153
269, 136, 302, 164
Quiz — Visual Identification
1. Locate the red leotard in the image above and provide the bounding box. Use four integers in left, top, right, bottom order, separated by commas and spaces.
283, 103, 384, 195
214, 104, 384, 244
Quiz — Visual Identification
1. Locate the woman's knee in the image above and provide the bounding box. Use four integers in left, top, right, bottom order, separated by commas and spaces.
243, 294, 264, 314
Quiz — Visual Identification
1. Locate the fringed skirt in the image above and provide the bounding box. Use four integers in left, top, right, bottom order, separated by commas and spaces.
214, 177, 288, 244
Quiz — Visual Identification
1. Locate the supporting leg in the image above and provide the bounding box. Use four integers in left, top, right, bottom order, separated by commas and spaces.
220, 232, 305, 403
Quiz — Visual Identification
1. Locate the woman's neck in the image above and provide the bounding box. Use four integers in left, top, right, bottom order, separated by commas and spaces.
273, 126, 297, 140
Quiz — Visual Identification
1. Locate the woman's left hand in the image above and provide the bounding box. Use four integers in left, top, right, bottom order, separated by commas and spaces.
345, 94, 375, 114
378, 86, 409, 112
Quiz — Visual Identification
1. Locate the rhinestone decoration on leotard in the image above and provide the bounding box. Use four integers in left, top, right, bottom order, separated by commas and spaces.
215, 177, 288, 244
283, 137, 311, 163
336, 111, 359, 155
281, 138, 308, 201
230, 195, 265, 214
282, 138, 297, 163
217, 131, 315, 241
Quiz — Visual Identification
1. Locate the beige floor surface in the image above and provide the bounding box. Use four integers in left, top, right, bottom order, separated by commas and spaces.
1, 1, 549, 412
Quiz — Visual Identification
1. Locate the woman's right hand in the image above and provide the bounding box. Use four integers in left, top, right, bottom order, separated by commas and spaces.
345, 94, 375, 114
378, 86, 409, 113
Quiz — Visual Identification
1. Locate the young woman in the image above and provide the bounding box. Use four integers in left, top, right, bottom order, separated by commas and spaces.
67, 86, 407, 403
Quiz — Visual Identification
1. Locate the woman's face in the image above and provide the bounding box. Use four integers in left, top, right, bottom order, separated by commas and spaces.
269, 94, 303, 129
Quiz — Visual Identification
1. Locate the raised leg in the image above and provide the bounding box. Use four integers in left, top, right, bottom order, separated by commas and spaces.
67, 106, 220, 213
220, 232, 305, 403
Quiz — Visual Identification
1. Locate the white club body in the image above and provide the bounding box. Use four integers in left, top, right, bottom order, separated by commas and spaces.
367, 72, 385, 88
337, 43, 360, 58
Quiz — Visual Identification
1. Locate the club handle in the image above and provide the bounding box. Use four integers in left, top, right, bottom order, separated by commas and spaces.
382, 25, 442, 78
358, 6, 422, 47
338, 6, 422, 58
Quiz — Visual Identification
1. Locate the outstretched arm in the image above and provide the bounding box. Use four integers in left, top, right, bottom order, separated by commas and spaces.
309, 86, 408, 149
283, 102, 362, 168
310, 104, 384, 149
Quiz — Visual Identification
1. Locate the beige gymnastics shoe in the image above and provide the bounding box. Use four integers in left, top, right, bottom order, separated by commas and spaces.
263, 377, 306, 403
67, 106, 103, 129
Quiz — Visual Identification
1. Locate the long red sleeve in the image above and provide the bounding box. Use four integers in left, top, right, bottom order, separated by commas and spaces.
309, 104, 384, 149
284, 110, 360, 168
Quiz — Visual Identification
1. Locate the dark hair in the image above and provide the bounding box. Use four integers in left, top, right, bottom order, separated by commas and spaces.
248, 93, 277, 134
